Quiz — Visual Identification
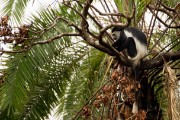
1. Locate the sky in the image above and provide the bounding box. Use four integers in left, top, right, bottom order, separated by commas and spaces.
23, 0, 58, 22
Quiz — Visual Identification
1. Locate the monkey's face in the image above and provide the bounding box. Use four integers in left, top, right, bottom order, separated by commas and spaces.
112, 31, 120, 41
111, 31, 122, 51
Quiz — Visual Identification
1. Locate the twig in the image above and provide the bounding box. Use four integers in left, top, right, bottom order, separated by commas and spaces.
32, 33, 80, 45
63, 2, 89, 27
147, 0, 162, 44
90, 4, 131, 19
72, 80, 112, 120
0, 33, 80, 53
99, 0, 112, 21
148, 13, 178, 53
161, 3, 176, 13
148, 6, 180, 28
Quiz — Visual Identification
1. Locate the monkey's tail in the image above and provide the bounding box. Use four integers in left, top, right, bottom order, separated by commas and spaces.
132, 61, 141, 114
134, 62, 140, 82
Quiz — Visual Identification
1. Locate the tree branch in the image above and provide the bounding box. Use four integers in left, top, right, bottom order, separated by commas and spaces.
0, 33, 80, 53
141, 52, 180, 70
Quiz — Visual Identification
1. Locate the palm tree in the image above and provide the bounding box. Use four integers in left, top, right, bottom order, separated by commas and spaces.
0, 0, 179, 120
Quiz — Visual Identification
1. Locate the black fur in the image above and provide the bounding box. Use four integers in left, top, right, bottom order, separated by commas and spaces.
112, 27, 147, 57
125, 27, 147, 45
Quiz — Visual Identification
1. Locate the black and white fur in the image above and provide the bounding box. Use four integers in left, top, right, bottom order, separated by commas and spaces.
112, 27, 147, 65
111, 26, 147, 113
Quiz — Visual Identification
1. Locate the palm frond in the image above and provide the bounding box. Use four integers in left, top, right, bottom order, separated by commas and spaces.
163, 62, 179, 120
0, 0, 31, 25
19, 43, 88, 120
0, 3, 83, 119
136, 0, 151, 23
56, 49, 107, 119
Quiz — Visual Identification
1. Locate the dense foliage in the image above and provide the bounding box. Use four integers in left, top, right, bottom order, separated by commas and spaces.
0, 0, 179, 119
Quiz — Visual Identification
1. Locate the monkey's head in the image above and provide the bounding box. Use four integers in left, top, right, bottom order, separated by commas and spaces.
111, 27, 125, 51
111, 27, 124, 41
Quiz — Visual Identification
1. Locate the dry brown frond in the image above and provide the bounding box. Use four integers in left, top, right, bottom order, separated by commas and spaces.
163, 63, 179, 120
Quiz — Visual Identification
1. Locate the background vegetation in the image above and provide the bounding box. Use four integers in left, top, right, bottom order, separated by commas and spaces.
0, 0, 179, 119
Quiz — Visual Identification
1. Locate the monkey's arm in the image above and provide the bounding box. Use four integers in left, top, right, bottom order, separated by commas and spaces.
112, 39, 128, 52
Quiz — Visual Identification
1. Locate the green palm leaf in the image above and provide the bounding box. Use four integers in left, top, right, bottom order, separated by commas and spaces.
0, 0, 30, 25
0, 3, 83, 119
56, 49, 106, 119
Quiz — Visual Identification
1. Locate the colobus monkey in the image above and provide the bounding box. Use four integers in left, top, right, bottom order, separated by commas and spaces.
111, 26, 147, 113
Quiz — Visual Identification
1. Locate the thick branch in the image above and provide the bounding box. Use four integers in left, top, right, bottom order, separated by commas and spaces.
141, 52, 180, 70
108, 51, 180, 70
98, 23, 131, 66
78, 0, 122, 63
80, 0, 93, 29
